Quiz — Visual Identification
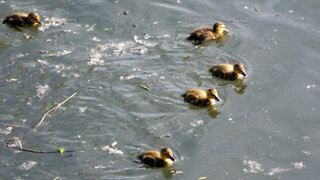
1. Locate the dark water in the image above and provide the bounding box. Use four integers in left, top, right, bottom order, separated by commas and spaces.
1, 0, 320, 179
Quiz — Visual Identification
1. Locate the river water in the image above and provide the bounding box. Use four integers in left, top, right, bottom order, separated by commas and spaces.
1, 0, 320, 179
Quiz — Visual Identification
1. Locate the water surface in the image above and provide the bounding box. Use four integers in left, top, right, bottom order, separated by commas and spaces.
1, 0, 320, 179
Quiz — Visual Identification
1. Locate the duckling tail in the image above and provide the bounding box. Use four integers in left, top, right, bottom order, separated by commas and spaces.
2, 19, 8, 24
187, 33, 197, 41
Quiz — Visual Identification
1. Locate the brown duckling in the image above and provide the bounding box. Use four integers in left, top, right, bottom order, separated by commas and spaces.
138, 147, 175, 168
3, 12, 41, 31
187, 22, 228, 43
209, 63, 247, 81
182, 88, 220, 107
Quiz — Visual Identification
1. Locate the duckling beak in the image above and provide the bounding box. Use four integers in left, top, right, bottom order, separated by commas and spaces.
241, 70, 247, 77
214, 96, 220, 102
169, 155, 175, 161
223, 28, 229, 33
37, 20, 42, 25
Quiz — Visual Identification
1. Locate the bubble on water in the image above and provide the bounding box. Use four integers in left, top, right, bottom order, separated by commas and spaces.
190, 119, 203, 127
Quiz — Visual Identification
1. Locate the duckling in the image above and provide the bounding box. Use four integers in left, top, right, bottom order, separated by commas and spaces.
182, 88, 220, 107
2, 12, 41, 31
138, 147, 175, 168
187, 22, 228, 44
209, 63, 247, 81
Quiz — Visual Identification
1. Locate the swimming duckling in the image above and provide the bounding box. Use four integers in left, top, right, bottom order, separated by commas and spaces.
187, 22, 228, 44
2, 12, 41, 31
138, 147, 175, 168
182, 88, 220, 107
209, 63, 247, 81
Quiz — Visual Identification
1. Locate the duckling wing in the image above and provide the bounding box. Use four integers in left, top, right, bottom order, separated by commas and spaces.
3, 15, 24, 27
184, 92, 208, 106
187, 27, 212, 41
140, 155, 157, 167
210, 65, 235, 80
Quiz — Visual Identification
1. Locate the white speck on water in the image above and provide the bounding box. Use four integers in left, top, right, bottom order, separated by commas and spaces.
190, 119, 204, 127
79, 106, 87, 113
244, 6, 248, 9
289, 10, 294, 13
302, 150, 311, 155
92, 36, 100, 42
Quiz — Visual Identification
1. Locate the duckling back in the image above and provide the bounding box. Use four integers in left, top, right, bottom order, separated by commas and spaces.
138, 151, 171, 167
187, 28, 215, 41
210, 64, 240, 80
183, 89, 210, 106
3, 13, 29, 27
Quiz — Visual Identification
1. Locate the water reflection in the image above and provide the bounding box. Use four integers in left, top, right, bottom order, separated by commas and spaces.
207, 106, 220, 118
187, 104, 220, 118
161, 167, 177, 179
217, 81, 248, 94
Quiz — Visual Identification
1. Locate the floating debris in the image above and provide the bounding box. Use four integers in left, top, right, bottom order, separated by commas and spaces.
243, 160, 264, 173
159, 134, 171, 139
42, 53, 57, 57
102, 28, 112, 32
57, 147, 64, 156
101, 142, 123, 155
36, 84, 49, 98
19, 161, 38, 170
264, 167, 291, 176
152, 21, 159, 25
36, 59, 49, 66
137, 85, 150, 91
292, 162, 305, 169
93, 165, 107, 170
0, 126, 13, 135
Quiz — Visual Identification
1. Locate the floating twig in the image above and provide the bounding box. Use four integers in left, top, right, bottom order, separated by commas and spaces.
13, 147, 74, 154
32, 92, 77, 132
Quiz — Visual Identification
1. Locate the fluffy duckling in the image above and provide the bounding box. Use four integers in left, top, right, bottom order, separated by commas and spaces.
182, 88, 220, 107
187, 22, 228, 43
209, 63, 247, 81
3, 12, 41, 31
138, 147, 175, 168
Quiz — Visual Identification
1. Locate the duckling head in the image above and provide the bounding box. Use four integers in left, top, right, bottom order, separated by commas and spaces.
160, 147, 175, 161
28, 12, 41, 25
213, 22, 226, 34
207, 88, 220, 102
234, 63, 247, 77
